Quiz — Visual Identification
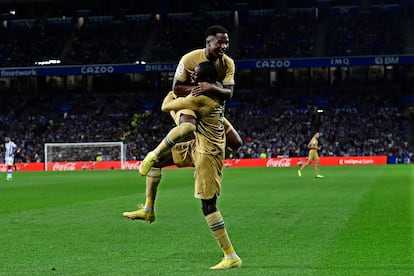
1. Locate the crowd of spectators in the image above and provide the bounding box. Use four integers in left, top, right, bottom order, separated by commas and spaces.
236, 12, 317, 59
324, 11, 405, 56
0, 84, 412, 164
0, 0, 411, 66
232, 88, 413, 164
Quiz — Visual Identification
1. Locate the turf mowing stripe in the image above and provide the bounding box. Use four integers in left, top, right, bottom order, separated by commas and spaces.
319, 165, 414, 275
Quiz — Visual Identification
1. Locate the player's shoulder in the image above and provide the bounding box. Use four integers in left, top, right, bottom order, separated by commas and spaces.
187, 93, 212, 104
223, 53, 234, 62
220, 54, 235, 70
179, 49, 205, 70
222, 53, 235, 64
181, 49, 204, 60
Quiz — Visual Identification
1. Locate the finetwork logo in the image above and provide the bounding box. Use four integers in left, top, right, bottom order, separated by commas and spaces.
0, 69, 37, 77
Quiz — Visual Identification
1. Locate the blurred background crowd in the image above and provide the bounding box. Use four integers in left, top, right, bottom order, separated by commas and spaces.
0, 0, 412, 65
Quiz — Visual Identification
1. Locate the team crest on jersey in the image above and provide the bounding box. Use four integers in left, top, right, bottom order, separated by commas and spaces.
176, 63, 185, 75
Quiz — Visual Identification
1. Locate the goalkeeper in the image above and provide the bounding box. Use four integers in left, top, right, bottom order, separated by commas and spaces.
123, 61, 242, 270
138, 25, 242, 176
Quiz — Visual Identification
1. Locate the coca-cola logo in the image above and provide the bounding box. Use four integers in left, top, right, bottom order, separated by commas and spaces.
123, 161, 142, 170
52, 162, 76, 171
266, 158, 292, 167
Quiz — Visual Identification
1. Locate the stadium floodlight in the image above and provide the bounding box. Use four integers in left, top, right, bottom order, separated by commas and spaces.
35, 59, 61, 66
44, 142, 125, 171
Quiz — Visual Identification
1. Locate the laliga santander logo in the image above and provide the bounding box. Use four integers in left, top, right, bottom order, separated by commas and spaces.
52, 162, 77, 171
266, 158, 292, 167
123, 161, 142, 170
223, 161, 232, 167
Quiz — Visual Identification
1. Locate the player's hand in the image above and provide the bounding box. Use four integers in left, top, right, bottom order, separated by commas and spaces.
190, 85, 201, 96
190, 82, 213, 96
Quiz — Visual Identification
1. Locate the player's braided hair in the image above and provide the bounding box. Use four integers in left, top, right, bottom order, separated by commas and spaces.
205, 25, 228, 38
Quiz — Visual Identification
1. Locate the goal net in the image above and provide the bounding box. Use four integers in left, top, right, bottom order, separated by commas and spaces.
44, 142, 126, 171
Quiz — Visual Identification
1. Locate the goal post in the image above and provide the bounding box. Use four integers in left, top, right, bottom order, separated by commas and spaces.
44, 142, 126, 171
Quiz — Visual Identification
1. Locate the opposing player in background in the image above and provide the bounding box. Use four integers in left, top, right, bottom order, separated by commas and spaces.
123, 62, 242, 270
298, 132, 324, 178
139, 25, 242, 176
4, 136, 19, 181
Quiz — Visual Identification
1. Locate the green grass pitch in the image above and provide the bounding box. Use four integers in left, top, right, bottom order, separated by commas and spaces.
0, 165, 413, 275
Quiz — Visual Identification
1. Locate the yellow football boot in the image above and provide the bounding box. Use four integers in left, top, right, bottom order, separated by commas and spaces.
210, 257, 242, 270
122, 205, 155, 223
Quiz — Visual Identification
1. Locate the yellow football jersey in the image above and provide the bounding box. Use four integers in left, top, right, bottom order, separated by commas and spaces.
309, 137, 318, 150
174, 49, 235, 86
162, 92, 225, 155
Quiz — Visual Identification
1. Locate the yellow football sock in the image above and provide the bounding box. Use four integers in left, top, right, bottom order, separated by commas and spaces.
144, 168, 162, 209
153, 123, 196, 156
205, 211, 236, 256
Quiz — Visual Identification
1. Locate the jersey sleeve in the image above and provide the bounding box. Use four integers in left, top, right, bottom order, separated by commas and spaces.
174, 60, 188, 83
162, 93, 202, 112
174, 49, 206, 84
173, 51, 197, 83
222, 56, 235, 86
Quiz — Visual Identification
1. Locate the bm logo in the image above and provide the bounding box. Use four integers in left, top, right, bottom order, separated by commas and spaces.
374, 57, 399, 65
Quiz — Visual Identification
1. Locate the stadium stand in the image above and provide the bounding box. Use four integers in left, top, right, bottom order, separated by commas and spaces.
0, 0, 412, 164
0, 0, 411, 65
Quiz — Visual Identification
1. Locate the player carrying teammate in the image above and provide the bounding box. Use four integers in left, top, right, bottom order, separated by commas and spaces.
138, 25, 242, 176
123, 62, 242, 270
